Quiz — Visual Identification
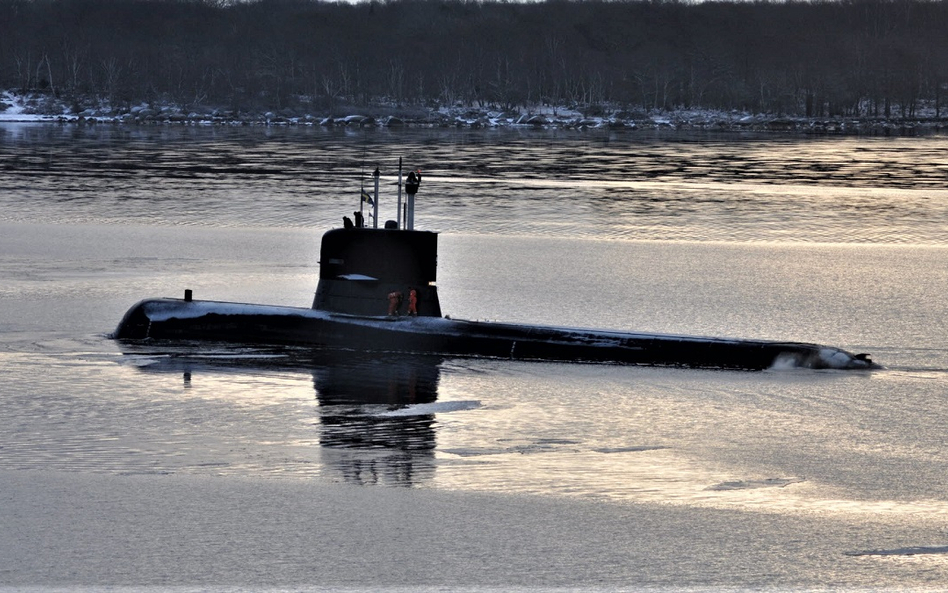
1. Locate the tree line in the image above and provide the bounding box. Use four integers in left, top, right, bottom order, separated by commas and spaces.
2, 0, 947, 119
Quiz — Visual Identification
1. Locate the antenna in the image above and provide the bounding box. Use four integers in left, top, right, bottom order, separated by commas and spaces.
358, 132, 368, 223
372, 167, 380, 229
397, 157, 403, 229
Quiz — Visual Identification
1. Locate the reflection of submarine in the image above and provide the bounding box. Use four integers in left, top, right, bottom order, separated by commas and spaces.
113, 165, 877, 371
126, 345, 443, 487
313, 352, 441, 487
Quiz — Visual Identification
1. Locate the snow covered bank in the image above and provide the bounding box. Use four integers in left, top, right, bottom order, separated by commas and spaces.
2, 89, 946, 135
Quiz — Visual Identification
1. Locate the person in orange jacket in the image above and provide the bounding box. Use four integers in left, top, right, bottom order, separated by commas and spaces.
408, 287, 418, 316
387, 291, 403, 316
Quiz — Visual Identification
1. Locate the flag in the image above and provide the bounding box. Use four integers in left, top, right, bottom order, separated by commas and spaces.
361, 190, 374, 207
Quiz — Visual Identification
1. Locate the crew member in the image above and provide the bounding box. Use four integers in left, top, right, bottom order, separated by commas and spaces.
408, 287, 418, 316
405, 170, 421, 194
387, 290, 403, 316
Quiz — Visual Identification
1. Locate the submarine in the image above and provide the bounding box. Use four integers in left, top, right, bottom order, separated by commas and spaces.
113, 165, 876, 371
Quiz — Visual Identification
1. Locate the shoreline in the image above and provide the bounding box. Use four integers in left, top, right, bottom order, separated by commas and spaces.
2, 90, 946, 136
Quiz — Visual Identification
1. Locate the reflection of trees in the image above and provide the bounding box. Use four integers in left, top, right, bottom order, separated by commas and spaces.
313, 353, 442, 487
2, 0, 947, 118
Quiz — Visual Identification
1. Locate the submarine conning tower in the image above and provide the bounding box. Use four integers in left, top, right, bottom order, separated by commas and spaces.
313, 227, 442, 317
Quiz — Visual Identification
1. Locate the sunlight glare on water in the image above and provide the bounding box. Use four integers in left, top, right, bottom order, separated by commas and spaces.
430, 359, 948, 520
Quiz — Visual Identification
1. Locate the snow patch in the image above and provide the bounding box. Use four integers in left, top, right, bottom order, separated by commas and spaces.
0, 91, 57, 122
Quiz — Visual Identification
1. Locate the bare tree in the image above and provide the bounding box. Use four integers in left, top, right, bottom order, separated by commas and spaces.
1, 0, 947, 119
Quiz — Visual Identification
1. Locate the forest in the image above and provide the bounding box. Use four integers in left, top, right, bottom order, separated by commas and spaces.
1, 0, 947, 120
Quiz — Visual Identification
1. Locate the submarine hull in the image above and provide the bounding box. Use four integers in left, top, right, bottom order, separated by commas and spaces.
112, 298, 876, 371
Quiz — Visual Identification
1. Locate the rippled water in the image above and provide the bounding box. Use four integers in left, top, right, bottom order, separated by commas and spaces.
3, 124, 947, 243
2, 123, 948, 589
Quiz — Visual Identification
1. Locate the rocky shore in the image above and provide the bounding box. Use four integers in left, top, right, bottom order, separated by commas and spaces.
2, 89, 945, 135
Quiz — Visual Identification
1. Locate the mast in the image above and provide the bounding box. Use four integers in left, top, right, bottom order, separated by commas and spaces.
405, 169, 420, 230
372, 167, 380, 229
397, 158, 403, 229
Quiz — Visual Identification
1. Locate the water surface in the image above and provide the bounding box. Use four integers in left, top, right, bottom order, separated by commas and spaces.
2, 124, 948, 589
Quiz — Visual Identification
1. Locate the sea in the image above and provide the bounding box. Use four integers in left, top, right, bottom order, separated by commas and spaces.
1, 123, 948, 591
